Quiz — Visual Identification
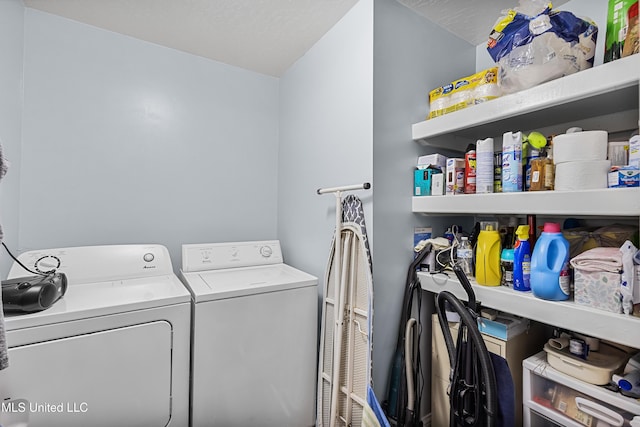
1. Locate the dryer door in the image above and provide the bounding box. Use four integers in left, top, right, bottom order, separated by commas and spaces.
0, 321, 172, 427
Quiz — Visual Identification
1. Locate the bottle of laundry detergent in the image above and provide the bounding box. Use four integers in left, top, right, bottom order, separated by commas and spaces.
475, 222, 501, 286
513, 225, 531, 292
530, 222, 571, 300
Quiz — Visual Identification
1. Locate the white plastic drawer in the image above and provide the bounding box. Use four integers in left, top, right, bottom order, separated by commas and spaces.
523, 352, 640, 427
527, 407, 581, 427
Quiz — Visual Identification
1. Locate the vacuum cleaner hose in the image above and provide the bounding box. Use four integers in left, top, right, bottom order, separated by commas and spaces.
436, 290, 497, 427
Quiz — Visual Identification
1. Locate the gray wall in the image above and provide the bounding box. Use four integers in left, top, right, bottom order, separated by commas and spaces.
279, 0, 477, 415
18, 9, 280, 268
372, 0, 474, 412
0, 0, 24, 277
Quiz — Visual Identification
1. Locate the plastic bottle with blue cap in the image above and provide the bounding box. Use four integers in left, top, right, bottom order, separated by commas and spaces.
513, 225, 531, 292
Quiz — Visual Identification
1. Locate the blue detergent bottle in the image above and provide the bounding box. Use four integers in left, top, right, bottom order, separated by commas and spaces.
530, 222, 571, 300
513, 225, 531, 292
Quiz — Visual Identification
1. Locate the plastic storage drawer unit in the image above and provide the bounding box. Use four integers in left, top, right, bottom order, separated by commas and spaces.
523, 352, 640, 427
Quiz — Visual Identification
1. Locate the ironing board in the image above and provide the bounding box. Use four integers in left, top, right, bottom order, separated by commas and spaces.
317, 192, 386, 427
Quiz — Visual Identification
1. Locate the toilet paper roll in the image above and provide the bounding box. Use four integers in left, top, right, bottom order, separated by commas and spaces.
553, 130, 608, 164
555, 160, 611, 191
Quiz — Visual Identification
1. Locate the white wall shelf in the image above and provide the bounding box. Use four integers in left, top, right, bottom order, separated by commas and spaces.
418, 271, 640, 348
412, 54, 640, 152
412, 55, 640, 350
413, 187, 640, 216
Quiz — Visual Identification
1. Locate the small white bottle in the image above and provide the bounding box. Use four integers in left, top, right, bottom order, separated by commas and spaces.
457, 237, 474, 277
476, 138, 494, 194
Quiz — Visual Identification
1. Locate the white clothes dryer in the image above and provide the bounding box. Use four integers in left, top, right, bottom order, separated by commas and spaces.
0, 245, 191, 427
179, 240, 318, 427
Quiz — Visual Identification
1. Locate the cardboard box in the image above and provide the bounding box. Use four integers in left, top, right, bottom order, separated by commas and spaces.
477, 313, 529, 340
446, 158, 465, 195
608, 166, 639, 188
551, 384, 594, 426
414, 227, 432, 248
431, 173, 444, 196
417, 153, 447, 170
414, 168, 438, 196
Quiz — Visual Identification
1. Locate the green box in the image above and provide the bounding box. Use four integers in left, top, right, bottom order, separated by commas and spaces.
605, 0, 636, 62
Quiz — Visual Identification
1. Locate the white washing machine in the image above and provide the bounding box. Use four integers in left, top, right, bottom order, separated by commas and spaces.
179, 240, 318, 427
0, 245, 191, 427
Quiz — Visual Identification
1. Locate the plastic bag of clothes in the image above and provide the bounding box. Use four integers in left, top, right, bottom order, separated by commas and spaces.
487, 0, 598, 94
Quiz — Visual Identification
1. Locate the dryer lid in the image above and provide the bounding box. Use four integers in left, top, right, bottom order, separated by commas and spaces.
4, 244, 191, 330
181, 264, 317, 302
4, 274, 191, 331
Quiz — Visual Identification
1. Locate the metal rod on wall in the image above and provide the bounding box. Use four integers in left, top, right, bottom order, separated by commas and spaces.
316, 182, 371, 195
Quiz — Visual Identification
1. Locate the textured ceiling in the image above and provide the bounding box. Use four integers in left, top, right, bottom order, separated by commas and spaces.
22, 0, 569, 77
23, 0, 360, 77
398, 0, 569, 46
397, 0, 516, 46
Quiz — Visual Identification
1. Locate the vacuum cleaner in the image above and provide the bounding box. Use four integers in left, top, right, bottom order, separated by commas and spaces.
435, 264, 500, 427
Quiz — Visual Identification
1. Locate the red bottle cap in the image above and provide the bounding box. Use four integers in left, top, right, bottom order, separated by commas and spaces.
543, 222, 561, 233
629, 2, 638, 19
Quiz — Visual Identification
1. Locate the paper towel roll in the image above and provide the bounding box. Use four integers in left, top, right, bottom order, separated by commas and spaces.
555, 160, 611, 191
553, 130, 608, 164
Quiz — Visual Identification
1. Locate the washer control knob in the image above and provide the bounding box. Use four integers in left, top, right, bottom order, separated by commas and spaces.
260, 245, 273, 258
143, 253, 155, 262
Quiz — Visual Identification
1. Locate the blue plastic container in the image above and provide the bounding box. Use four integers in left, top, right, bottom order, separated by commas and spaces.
530, 223, 571, 300
513, 225, 531, 292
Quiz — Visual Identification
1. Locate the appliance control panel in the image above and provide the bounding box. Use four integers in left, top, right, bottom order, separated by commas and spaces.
7, 245, 174, 284
181, 240, 283, 272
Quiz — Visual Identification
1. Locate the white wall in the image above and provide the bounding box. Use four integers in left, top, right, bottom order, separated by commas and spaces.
19, 9, 280, 268
278, 0, 373, 281
0, 0, 24, 276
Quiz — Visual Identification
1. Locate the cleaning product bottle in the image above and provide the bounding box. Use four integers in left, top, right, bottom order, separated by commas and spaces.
543, 137, 555, 191
464, 143, 476, 194
476, 138, 494, 194
530, 222, 571, 300
527, 214, 537, 249
500, 248, 514, 287
523, 131, 546, 191
528, 156, 546, 191
501, 131, 522, 192
513, 225, 531, 292
493, 151, 502, 193
475, 222, 501, 286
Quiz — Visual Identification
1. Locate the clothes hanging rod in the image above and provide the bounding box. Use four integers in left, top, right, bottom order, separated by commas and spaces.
317, 182, 371, 195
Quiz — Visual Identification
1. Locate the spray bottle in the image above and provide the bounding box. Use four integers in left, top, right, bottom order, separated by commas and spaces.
513, 225, 531, 292
501, 131, 522, 192
476, 138, 494, 194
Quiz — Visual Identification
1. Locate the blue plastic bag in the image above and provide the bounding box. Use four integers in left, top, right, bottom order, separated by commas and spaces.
486, 1, 598, 93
